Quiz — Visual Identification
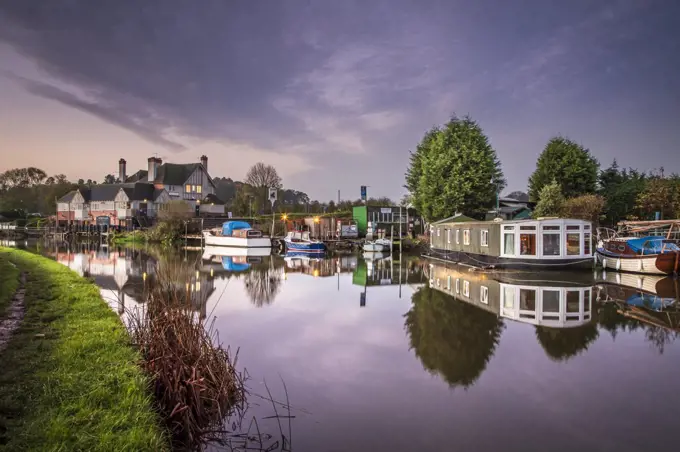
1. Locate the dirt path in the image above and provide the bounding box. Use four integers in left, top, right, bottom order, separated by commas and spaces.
0, 269, 26, 353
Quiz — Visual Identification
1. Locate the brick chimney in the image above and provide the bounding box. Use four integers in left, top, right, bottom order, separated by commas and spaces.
147, 157, 161, 183
118, 158, 126, 183
200, 155, 208, 173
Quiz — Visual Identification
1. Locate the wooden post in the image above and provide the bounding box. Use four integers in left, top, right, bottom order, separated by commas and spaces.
399, 205, 402, 254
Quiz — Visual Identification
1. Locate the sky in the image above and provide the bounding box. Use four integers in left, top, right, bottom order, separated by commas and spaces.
1, 0, 679, 201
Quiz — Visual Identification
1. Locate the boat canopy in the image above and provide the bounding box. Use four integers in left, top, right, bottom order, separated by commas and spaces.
627, 236, 680, 254
222, 221, 252, 236
221, 256, 251, 272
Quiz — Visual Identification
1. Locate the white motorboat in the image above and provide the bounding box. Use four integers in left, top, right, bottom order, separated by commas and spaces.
202, 221, 272, 248
363, 238, 392, 252
201, 245, 272, 260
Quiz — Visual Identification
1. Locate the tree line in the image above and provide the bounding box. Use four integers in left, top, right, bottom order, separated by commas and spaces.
405, 115, 680, 225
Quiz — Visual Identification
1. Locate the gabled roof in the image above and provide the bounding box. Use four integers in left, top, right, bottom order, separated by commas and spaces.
432, 213, 477, 224
88, 184, 124, 202
57, 190, 79, 203
154, 163, 215, 187
125, 170, 148, 183
121, 183, 156, 202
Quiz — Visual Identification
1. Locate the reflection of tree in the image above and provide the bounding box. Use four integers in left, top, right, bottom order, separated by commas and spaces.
404, 286, 505, 388
244, 265, 283, 307
535, 323, 599, 362
644, 327, 678, 355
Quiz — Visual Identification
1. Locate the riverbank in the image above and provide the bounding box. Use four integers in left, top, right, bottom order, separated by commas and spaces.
0, 247, 169, 451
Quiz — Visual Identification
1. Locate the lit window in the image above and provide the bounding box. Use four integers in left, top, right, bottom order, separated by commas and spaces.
455, 229, 460, 244
196, 185, 202, 194
480, 286, 489, 304
481, 230, 489, 247
447, 276, 451, 290
455, 278, 460, 294
584, 233, 591, 255
520, 234, 537, 255
185, 184, 191, 192
437, 228, 441, 237
567, 233, 581, 255
463, 280, 470, 297
463, 229, 470, 245
447, 229, 451, 244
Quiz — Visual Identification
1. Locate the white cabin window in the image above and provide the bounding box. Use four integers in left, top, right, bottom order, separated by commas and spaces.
437, 228, 441, 237
542, 232, 561, 256
520, 233, 537, 256
455, 229, 460, 244
447, 276, 451, 290
542, 290, 560, 316
463, 229, 470, 245
480, 286, 489, 304
463, 280, 470, 297
503, 232, 515, 255
566, 233, 581, 255
447, 229, 451, 244
584, 233, 591, 255
503, 286, 515, 308
455, 278, 460, 294
481, 230, 489, 247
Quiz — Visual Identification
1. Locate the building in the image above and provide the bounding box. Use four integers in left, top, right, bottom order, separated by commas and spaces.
485, 197, 534, 221
352, 205, 422, 238
57, 155, 216, 226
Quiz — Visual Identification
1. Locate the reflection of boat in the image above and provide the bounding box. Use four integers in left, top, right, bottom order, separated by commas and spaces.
362, 251, 389, 261
363, 238, 392, 252
202, 221, 272, 248
595, 271, 677, 311
428, 261, 594, 328
201, 245, 272, 260
220, 256, 251, 272
596, 236, 680, 275
283, 231, 326, 253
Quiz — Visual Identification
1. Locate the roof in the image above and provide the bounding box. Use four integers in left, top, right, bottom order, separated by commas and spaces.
125, 170, 148, 183
121, 183, 156, 202
88, 184, 124, 202
203, 193, 225, 205
432, 213, 477, 224
155, 163, 216, 187
57, 190, 79, 203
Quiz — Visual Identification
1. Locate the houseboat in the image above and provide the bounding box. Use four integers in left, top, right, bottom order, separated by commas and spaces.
202, 221, 272, 248
427, 216, 594, 270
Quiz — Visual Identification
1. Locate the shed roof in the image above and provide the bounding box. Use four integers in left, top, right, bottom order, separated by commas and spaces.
432, 213, 477, 225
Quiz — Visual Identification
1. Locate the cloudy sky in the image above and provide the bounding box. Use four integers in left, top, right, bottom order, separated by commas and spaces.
1, 0, 678, 201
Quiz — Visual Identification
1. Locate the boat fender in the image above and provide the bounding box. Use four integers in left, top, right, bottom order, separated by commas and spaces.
616, 272, 621, 284
602, 258, 607, 268
638, 260, 643, 272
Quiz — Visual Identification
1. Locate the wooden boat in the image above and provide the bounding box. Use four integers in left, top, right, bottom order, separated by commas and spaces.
202, 221, 271, 248
283, 231, 326, 254
595, 236, 680, 275
427, 217, 594, 270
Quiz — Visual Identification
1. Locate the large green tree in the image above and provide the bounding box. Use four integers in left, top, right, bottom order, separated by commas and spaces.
532, 180, 564, 218
597, 160, 647, 225
528, 137, 599, 201
407, 115, 506, 221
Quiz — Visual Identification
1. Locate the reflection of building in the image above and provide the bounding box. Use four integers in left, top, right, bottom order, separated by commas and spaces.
352, 255, 425, 287
428, 262, 593, 328
284, 255, 358, 278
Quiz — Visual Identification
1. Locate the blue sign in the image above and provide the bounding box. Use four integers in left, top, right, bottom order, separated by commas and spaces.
360, 185, 367, 201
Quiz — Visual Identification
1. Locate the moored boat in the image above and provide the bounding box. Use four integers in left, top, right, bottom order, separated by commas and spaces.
363, 238, 392, 252
283, 231, 326, 254
202, 221, 272, 248
427, 217, 594, 270
595, 236, 680, 275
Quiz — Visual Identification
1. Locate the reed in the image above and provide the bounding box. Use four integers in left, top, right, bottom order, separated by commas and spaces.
127, 260, 245, 449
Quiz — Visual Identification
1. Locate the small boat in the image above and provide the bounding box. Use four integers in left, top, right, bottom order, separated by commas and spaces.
363, 238, 392, 252
201, 245, 272, 259
596, 236, 680, 275
283, 231, 326, 254
202, 221, 272, 248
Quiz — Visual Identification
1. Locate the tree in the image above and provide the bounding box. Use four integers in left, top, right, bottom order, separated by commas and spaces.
635, 176, 678, 220
535, 324, 599, 362
506, 190, 529, 202
528, 137, 599, 201
244, 162, 282, 189
533, 180, 564, 218
407, 115, 506, 221
103, 174, 117, 184
405, 126, 439, 196
561, 194, 606, 224
598, 161, 647, 225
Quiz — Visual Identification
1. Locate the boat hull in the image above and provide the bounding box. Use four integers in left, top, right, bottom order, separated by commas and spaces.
428, 248, 594, 270
202, 245, 272, 258
202, 232, 272, 248
363, 243, 390, 252
595, 248, 678, 275
284, 241, 326, 253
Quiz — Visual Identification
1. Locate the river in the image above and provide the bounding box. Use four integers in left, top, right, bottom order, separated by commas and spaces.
7, 240, 680, 452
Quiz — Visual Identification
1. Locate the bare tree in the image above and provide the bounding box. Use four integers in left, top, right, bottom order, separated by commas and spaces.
244, 162, 282, 189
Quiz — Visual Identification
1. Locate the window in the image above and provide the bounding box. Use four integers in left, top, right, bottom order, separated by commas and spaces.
463, 229, 470, 245
542, 225, 560, 231
542, 290, 560, 314
447, 229, 451, 244
503, 225, 515, 230
185, 184, 191, 192
566, 233, 581, 255
520, 225, 536, 231
542, 233, 560, 256
481, 230, 489, 247
437, 228, 441, 237
520, 234, 537, 255
463, 280, 470, 297
584, 233, 591, 255
455, 229, 460, 244
566, 291, 580, 312
566, 225, 580, 231
504, 232, 515, 255
503, 286, 515, 308
196, 185, 202, 194
447, 276, 451, 291
455, 278, 460, 294
480, 286, 489, 304
520, 289, 536, 311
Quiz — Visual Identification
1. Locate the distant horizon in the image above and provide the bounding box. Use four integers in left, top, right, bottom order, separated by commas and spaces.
1, 0, 679, 201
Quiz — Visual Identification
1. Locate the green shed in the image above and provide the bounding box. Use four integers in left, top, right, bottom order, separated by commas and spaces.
352, 205, 422, 238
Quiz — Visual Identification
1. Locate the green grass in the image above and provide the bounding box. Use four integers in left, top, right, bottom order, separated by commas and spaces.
0, 247, 169, 452
110, 231, 148, 245
0, 255, 20, 313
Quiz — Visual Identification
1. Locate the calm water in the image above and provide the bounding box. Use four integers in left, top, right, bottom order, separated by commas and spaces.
13, 240, 680, 452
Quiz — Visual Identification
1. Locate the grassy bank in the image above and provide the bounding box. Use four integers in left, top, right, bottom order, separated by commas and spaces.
0, 247, 169, 451
0, 256, 19, 313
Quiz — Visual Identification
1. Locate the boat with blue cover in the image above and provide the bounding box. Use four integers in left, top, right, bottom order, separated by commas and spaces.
202, 221, 272, 248
596, 235, 680, 275
283, 231, 326, 254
